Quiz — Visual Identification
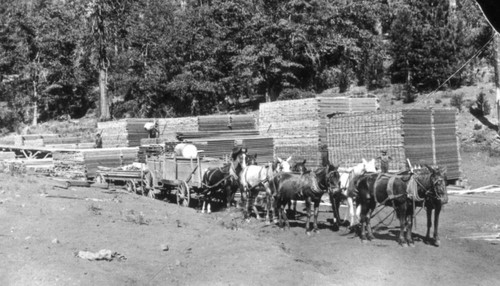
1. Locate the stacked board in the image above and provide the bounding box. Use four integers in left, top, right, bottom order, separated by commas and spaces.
326, 109, 461, 179
98, 119, 151, 148
242, 137, 275, 164
259, 97, 379, 168
52, 148, 139, 180
157, 117, 198, 142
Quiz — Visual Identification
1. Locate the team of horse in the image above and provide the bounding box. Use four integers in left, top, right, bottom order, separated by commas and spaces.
199, 150, 449, 247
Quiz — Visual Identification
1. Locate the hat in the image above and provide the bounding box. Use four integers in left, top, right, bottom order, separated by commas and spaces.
231, 146, 247, 160
381, 150, 387, 154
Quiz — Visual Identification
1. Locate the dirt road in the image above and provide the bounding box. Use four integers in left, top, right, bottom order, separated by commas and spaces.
1, 172, 499, 286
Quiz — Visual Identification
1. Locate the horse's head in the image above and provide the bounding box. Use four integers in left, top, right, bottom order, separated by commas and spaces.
352, 158, 376, 175
326, 164, 341, 194
363, 158, 377, 173
424, 165, 448, 204
246, 154, 258, 166
276, 156, 292, 172
292, 159, 307, 174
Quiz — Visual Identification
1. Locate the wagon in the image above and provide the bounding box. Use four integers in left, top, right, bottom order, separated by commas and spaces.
146, 154, 223, 207
94, 166, 154, 196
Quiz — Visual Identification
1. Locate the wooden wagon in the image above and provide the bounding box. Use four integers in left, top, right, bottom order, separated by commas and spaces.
94, 166, 154, 196
146, 154, 223, 207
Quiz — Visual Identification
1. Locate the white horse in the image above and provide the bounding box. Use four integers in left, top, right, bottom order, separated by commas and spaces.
339, 158, 377, 227
239, 156, 291, 223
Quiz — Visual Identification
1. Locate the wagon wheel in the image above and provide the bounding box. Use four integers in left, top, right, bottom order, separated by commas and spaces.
126, 180, 136, 193
142, 171, 155, 199
176, 180, 190, 207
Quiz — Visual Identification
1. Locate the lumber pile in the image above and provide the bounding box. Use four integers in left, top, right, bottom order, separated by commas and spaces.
52, 148, 139, 180
138, 144, 165, 163
0, 151, 16, 160
98, 119, 150, 148
259, 97, 379, 168
193, 139, 235, 160
242, 137, 275, 164
327, 109, 461, 179
177, 130, 259, 141
157, 117, 198, 142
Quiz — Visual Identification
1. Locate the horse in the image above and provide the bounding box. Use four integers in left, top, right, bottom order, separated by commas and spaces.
239, 156, 287, 224
273, 164, 341, 235
355, 165, 448, 246
287, 159, 308, 218
341, 158, 377, 227
200, 152, 247, 214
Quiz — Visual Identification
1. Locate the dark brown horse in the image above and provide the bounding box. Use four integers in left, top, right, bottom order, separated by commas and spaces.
355, 165, 448, 246
200, 153, 247, 213
273, 164, 341, 235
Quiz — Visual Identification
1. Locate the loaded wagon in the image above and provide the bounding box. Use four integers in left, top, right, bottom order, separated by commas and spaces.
145, 145, 224, 207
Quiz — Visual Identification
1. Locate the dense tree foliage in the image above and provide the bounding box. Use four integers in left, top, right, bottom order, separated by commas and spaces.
0, 0, 492, 130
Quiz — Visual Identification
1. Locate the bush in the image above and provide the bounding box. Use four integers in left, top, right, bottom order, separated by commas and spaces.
450, 93, 464, 111
435, 99, 442, 104
469, 92, 491, 117
402, 83, 417, 104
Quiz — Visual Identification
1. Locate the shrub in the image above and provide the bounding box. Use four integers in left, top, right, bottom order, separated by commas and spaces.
469, 92, 491, 117
434, 99, 442, 104
450, 93, 464, 111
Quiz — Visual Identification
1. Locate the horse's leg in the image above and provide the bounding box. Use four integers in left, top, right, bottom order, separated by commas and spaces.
201, 200, 206, 214
313, 200, 320, 233
433, 203, 442, 246
207, 198, 212, 214
293, 200, 297, 218
329, 193, 340, 231
305, 197, 312, 235
425, 206, 432, 244
251, 190, 262, 221
397, 205, 407, 247
347, 197, 355, 227
366, 201, 375, 241
264, 186, 272, 225
359, 201, 368, 241
406, 206, 414, 246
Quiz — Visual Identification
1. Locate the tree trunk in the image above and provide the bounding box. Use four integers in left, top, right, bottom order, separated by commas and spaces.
32, 80, 38, 126
99, 68, 110, 121
494, 33, 500, 133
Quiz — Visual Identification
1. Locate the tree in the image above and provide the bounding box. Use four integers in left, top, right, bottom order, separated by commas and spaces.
84, 0, 133, 121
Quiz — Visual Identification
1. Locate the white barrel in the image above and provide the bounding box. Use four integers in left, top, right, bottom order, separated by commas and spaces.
174, 143, 198, 159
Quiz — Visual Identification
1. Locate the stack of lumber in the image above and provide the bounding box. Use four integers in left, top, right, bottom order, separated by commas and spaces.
193, 139, 235, 160
0, 151, 16, 161
197, 114, 257, 131
98, 119, 150, 148
434, 109, 461, 179
327, 110, 405, 170
242, 137, 274, 164
138, 144, 164, 163
259, 97, 379, 168
327, 109, 461, 179
176, 130, 259, 141
52, 148, 139, 180
157, 117, 198, 142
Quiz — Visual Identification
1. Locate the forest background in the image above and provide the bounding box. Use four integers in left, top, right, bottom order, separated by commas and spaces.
0, 0, 495, 132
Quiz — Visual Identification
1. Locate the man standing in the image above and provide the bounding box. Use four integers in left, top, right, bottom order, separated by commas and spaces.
94, 132, 103, 148
376, 150, 392, 173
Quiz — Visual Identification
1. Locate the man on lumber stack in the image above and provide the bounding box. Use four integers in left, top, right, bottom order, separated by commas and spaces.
144, 120, 159, 139
94, 131, 103, 149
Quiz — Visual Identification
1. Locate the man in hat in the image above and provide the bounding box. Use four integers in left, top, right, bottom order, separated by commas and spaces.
144, 120, 159, 139
231, 146, 247, 162
94, 132, 103, 149
376, 150, 392, 173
